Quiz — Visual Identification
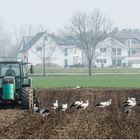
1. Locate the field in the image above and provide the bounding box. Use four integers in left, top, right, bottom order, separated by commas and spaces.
0, 73, 140, 138
34, 67, 140, 74
33, 74, 140, 88
0, 88, 140, 139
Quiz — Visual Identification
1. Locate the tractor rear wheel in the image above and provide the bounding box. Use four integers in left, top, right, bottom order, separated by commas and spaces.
21, 88, 34, 110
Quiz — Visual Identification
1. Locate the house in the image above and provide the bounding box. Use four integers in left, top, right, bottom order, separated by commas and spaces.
18, 31, 83, 67
94, 37, 128, 67
114, 30, 140, 68
18, 32, 46, 65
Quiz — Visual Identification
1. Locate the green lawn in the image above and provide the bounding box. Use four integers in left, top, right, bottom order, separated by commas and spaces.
32, 74, 140, 89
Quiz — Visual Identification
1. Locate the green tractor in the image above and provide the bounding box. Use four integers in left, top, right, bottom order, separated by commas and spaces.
0, 58, 36, 109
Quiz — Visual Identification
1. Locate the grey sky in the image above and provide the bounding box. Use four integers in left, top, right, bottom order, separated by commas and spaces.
0, 0, 140, 32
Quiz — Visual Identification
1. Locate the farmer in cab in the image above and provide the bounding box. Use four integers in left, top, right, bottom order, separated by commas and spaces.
5, 65, 16, 76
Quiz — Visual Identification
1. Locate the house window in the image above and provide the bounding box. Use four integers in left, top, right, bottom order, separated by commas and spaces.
112, 48, 116, 55
112, 59, 122, 67
131, 39, 139, 45
127, 39, 139, 46
117, 48, 121, 55
103, 59, 107, 63
132, 50, 136, 54
64, 59, 68, 67
96, 59, 107, 63
96, 59, 99, 63
36, 46, 42, 52
100, 48, 107, 52
64, 48, 68, 56
112, 48, 121, 55
112, 59, 116, 66
128, 50, 130, 56
131, 50, 139, 55
117, 59, 122, 66
100, 59, 103, 63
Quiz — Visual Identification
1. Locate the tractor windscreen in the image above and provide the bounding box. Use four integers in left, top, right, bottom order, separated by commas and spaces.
0, 63, 20, 77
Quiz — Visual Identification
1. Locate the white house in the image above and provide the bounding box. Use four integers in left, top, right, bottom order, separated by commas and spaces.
94, 37, 128, 67
123, 39, 140, 68
114, 31, 140, 68
18, 32, 83, 67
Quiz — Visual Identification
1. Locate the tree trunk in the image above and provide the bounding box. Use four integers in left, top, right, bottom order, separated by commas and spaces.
43, 60, 46, 76
43, 43, 46, 76
88, 60, 92, 76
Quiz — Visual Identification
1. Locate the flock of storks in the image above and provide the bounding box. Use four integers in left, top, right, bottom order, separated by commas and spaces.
33, 96, 138, 117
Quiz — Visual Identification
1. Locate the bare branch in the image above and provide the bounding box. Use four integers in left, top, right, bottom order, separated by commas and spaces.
61, 9, 112, 75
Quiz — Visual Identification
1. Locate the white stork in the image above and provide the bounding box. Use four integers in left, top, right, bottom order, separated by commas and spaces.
77, 100, 89, 109
39, 108, 50, 117
124, 107, 131, 117
123, 99, 136, 108
73, 86, 83, 90
123, 97, 136, 105
58, 103, 68, 111
33, 103, 40, 113
70, 100, 83, 108
51, 100, 58, 110
95, 99, 112, 108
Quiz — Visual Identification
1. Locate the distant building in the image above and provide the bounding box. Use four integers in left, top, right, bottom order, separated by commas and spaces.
114, 30, 140, 68
17, 31, 83, 67
17, 29, 140, 68
94, 37, 128, 67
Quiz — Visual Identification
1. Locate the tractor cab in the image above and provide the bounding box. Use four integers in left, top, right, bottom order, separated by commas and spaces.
0, 60, 31, 88
0, 62, 21, 88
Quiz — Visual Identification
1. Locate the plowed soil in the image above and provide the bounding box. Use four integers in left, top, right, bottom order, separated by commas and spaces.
1, 88, 140, 139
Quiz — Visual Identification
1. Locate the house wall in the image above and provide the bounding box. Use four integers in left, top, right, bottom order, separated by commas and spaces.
51, 45, 83, 67
115, 38, 140, 67
94, 38, 128, 67
95, 38, 112, 67
51, 45, 74, 67
28, 47, 42, 65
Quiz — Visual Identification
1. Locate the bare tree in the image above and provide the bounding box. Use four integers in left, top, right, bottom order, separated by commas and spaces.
13, 24, 46, 53
0, 17, 11, 57
31, 34, 56, 76
62, 10, 112, 75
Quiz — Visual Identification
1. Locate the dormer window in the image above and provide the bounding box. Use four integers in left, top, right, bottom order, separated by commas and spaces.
127, 39, 140, 46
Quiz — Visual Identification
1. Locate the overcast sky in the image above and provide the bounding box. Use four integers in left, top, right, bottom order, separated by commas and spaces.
0, 0, 140, 32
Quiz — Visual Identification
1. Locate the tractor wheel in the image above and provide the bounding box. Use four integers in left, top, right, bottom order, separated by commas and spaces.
21, 88, 34, 110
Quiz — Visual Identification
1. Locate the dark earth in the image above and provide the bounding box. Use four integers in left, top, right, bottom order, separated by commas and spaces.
0, 88, 140, 139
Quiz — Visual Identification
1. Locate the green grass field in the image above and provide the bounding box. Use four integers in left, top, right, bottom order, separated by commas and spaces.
32, 74, 140, 89
34, 67, 140, 74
